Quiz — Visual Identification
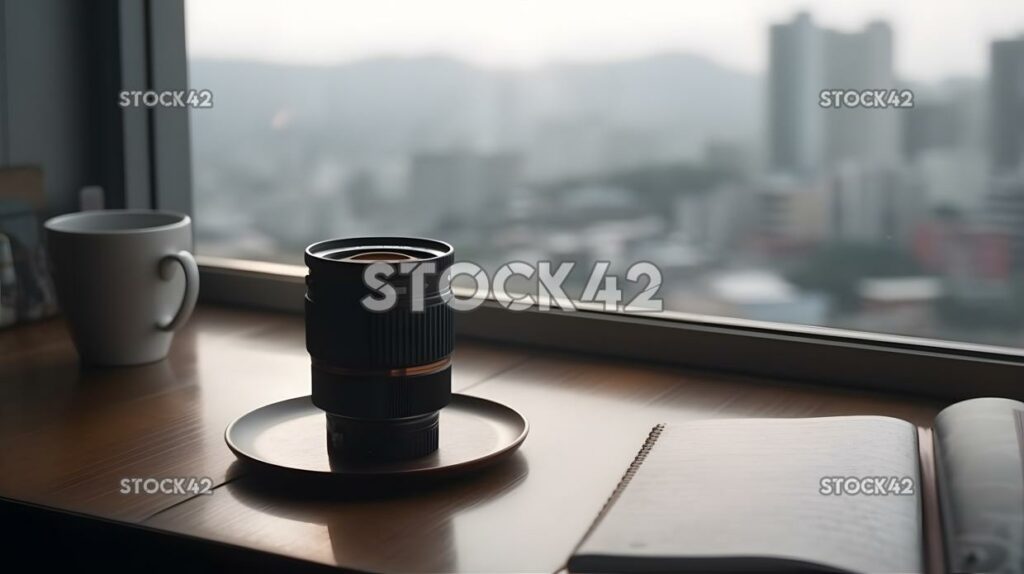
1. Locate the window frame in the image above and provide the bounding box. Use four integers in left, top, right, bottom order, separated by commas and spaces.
197, 257, 1024, 402
118, 0, 192, 213
149, 1, 1023, 402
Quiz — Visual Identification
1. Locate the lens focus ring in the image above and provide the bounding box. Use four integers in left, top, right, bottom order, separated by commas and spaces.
305, 296, 453, 369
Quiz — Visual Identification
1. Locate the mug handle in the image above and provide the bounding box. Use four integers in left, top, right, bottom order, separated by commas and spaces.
157, 250, 200, 332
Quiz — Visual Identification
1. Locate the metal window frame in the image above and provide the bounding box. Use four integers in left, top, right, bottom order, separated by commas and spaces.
197, 257, 1024, 402
117, 0, 192, 212
145, 2, 1023, 402
0, 2, 7, 165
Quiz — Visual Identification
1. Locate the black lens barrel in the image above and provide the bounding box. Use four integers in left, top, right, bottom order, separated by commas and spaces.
305, 237, 455, 462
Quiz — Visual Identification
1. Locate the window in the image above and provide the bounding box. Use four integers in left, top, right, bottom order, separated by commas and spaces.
185, 0, 1024, 349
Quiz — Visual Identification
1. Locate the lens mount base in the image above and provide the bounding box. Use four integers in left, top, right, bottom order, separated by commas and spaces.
326, 411, 440, 462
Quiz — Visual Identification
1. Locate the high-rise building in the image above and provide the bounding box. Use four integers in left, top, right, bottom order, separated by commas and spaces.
991, 35, 1024, 173
987, 174, 1024, 270
903, 100, 961, 161
986, 37, 1024, 269
769, 12, 824, 176
912, 148, 988, 212
751, 176, 828, 252
829, 164, 924, 244
903, 80, 986, 161
769, 13, 899, 176
822, 21, 899, 167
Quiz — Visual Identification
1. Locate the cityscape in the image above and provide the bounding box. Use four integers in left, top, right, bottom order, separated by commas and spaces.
188, 10, 1024, 348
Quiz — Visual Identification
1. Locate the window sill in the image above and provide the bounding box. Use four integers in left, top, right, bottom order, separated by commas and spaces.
197, 255, 1024, 402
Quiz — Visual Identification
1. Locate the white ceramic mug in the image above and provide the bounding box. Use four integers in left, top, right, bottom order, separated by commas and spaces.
44, 210, 199, 366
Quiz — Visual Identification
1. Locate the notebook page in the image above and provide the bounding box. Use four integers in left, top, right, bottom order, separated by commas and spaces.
578, 416, 923, 573
934, 398, 1024, 574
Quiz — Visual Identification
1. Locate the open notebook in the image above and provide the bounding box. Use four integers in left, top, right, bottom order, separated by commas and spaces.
569, 398, 1024, 574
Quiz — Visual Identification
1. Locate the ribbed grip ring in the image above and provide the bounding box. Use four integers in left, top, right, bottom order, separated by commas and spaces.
366, 302, 454, 366
305, 297, 454, 369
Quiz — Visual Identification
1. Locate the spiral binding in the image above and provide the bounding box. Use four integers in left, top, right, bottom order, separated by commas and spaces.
573, 423, 666, 553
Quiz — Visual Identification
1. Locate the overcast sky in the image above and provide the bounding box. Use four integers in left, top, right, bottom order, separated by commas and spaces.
186, 0, 1024, 82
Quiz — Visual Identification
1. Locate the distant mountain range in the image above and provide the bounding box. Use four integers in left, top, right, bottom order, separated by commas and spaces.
189, 53, 763, 169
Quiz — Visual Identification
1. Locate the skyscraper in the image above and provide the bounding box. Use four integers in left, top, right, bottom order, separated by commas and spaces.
990, 35, 1024, 173
822, 21, 899, 167
769, 14, 899, 176
830, 164, 923, 244
903, 100, 961, 161
769, 12, 823, 176
986, 36, 1024, 271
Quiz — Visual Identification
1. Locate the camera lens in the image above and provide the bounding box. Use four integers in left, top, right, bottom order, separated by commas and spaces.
305, 237, 454, 462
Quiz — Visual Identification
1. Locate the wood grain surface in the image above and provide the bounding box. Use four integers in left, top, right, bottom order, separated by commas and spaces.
0, 305, 946, 572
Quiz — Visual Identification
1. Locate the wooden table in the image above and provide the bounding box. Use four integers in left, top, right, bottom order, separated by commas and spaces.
0, 305, 945, 572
